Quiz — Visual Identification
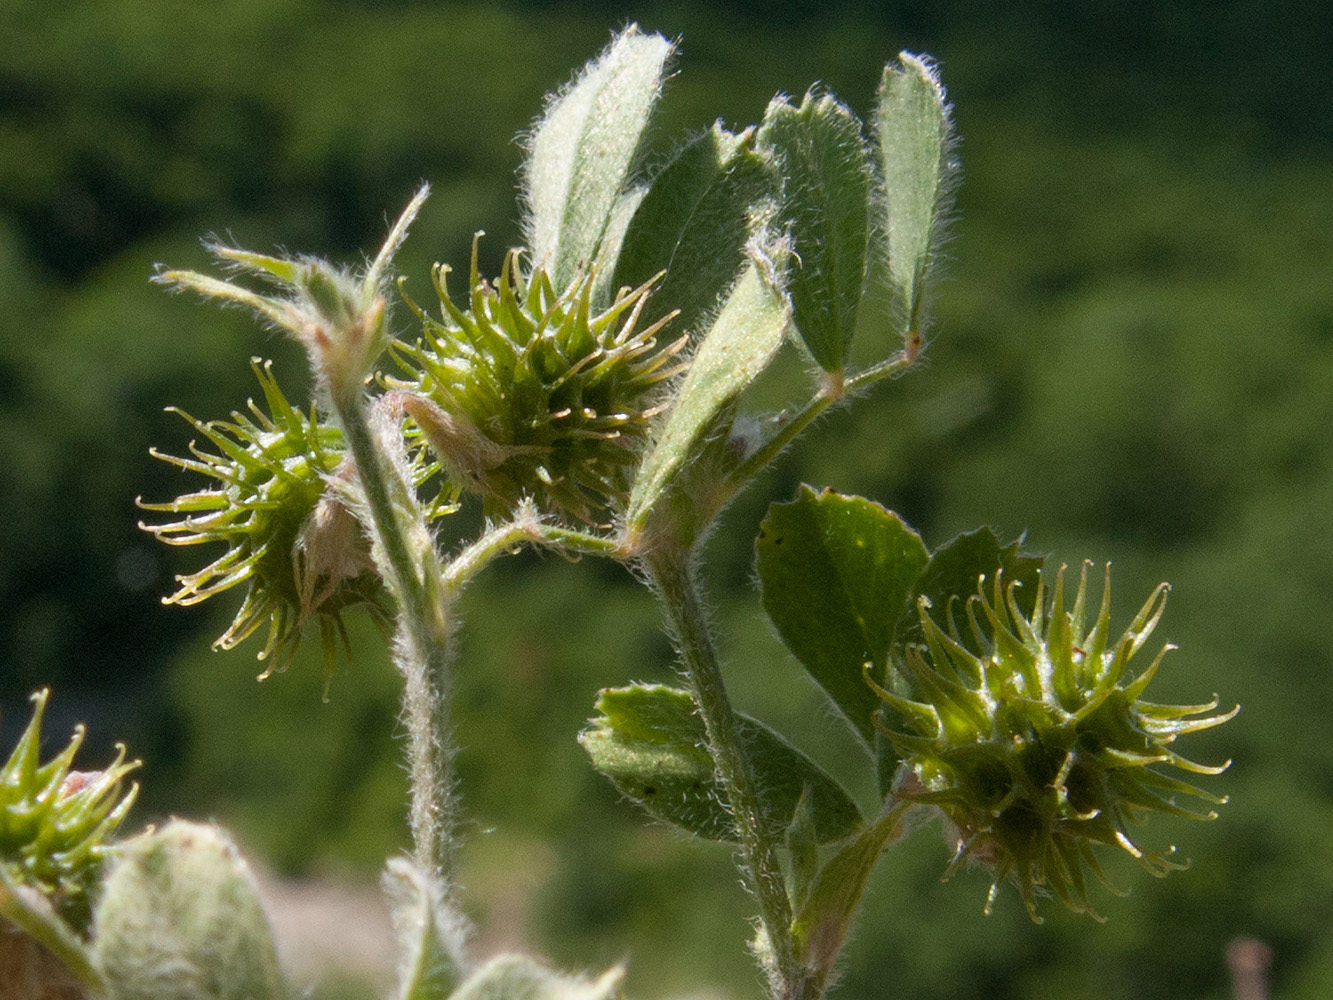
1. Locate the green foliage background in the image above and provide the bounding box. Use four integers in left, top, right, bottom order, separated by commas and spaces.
2, 1, 1331, 997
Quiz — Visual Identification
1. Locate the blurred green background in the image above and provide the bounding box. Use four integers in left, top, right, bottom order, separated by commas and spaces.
2, 1, 1331, 997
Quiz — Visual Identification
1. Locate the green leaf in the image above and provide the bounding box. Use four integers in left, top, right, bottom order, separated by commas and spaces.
653, 146, 779, 340
897, 526, 1044, 646
875, 52, 956, 350
522, 25, 674, 291
384, 858, 464, 1000
758, 91, 871, 372
612, 130, 779, 340
93, 821, 288, 1000
625, 256, 789, 539
449, 954, 623, 1000
791, 806, 904, 987
589, 187, 648, 309
757, 487, 928, 744
785, 787, 820, 910
610, 124, 741, 312
580, 684, 863, 844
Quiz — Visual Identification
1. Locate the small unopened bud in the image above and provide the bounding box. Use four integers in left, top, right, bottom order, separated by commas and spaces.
92, 821, 287, 1000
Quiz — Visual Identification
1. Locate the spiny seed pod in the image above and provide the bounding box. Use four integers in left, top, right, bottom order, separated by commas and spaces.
92, 820, 287, 1000
868, 563, 1236, 921
139, 359, 389, 681
0, 690, 139, 932
392, 240, 687, 524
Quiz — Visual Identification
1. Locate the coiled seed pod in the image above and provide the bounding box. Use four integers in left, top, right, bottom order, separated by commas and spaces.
139, 360, 389, 679
393, 241, 686, 524
0, 690, 138, 932
870, 563, 1236, 921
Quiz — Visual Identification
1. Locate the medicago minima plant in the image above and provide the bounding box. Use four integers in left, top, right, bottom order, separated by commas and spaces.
1, 25, 1235, 1000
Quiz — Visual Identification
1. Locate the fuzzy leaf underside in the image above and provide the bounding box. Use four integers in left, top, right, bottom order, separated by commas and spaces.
626, 258, 789, 536
523, 26, 674, 291
590, 187, 648, 309
875, 52, 954, 346
581, 684, 862, 844
448, 954, 623, 1000
384, 857, 463, 1000
757, 487, 928, 744
759, 91, 870, 371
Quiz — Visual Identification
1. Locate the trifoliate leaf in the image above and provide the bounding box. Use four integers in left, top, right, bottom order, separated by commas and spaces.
580, 684, 862, 844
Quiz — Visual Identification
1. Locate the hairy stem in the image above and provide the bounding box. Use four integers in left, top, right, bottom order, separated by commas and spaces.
444, 511, 625, 597
644, 546, 816, 1000
724, 350, 916, 500
334, 394, 460, 898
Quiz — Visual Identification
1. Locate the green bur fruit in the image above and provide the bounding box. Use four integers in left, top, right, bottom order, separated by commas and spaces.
0, 690, 138, 936
92, 820, 286, 1000
139, 360, 389, 678
871, 563, 1237, 921
393, 242, 686, 524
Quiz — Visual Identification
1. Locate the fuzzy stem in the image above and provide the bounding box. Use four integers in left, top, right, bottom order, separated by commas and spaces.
333, 394, 461, 898
724, 350, 916, 498
643, 546, 815, 1000
0, 868, 104, 991
444, 512, 624, 597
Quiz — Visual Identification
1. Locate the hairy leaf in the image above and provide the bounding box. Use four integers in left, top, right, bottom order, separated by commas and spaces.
522, 26, 674, 290
759, 91, 870, 371
449, 954, 623, 1000
610, 124, 743, 319
581, 684, 862, 843
758, 487, 928, 744
384, 858, 464, 1000
626, 256, 789, 539
875, 52, 956, 351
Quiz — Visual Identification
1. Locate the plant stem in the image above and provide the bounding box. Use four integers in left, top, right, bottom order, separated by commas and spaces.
644, 546, 815, 1000
724, 350, 916, 498
444, 512, 624, 597
0, 868, 103, 991
334, 394, 460, 896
